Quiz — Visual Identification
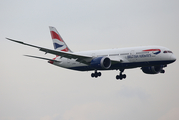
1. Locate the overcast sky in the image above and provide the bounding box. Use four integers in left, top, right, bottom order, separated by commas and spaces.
0, 0, 179, 120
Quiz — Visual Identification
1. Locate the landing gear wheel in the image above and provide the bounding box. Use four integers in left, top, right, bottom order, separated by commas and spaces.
122, 74, 126, 79
91, 70, 101, 78
91, 73, 95, 77
97, 72, 101, 77
119, 76, 123, 80
116, 75, 119, 80
160, 70, 165, 73
116, 69, 126, 80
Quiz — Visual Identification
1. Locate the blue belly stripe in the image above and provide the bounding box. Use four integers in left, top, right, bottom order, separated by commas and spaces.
68, 60, 175, 71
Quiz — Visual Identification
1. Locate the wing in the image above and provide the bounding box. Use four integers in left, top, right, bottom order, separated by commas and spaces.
6, 38, 92, 64
6, 38, 122, 64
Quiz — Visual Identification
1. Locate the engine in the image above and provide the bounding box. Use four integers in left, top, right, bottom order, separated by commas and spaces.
141, 65, 163, 74
90, 56, 111, 69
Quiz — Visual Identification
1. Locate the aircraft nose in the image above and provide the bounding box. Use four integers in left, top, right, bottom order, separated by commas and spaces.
171, 55, 176, 62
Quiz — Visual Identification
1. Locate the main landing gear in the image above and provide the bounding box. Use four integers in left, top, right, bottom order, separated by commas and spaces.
91, 70, 101, 78
116, 69, 126, 80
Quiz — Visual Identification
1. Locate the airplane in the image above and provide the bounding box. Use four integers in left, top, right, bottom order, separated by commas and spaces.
6, 26, 176, 80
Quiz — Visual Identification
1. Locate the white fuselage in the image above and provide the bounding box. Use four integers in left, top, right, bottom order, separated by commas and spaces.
52, 46, 176, 71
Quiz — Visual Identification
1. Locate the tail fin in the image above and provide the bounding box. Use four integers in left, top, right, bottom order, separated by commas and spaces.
49, 26, 72, 52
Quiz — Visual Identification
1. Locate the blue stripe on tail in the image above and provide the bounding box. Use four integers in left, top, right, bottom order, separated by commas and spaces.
53, 43, 63, 49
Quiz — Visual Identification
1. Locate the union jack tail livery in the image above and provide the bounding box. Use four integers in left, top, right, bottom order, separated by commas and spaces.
49, 26, 72, 52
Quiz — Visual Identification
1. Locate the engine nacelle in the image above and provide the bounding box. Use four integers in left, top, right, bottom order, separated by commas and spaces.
90, 57, 111, 69
141, 65, 163, 74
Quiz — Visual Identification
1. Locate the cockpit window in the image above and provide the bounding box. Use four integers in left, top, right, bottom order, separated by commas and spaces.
163, 51, 173, 53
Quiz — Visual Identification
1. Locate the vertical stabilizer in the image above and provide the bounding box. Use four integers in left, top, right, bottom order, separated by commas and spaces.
49, 26, 72, 52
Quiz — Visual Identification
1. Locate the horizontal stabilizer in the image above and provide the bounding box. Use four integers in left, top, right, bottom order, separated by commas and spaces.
24, 55, 60, 62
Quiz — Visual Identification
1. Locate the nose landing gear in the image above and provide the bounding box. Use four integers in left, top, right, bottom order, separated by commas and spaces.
116, 69, 126, 80
91, 70, 101, 78
160, 69, 165, 73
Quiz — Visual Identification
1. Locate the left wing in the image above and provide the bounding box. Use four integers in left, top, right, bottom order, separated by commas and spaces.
6, 38, 122, 64
6, 38, 92, 64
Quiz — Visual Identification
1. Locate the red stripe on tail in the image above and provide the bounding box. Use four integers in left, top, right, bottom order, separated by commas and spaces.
61, 47, 69, 52
50, 31, 63, 42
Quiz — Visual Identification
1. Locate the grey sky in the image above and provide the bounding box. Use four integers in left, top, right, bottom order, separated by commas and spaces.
0, 0, 179, 120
